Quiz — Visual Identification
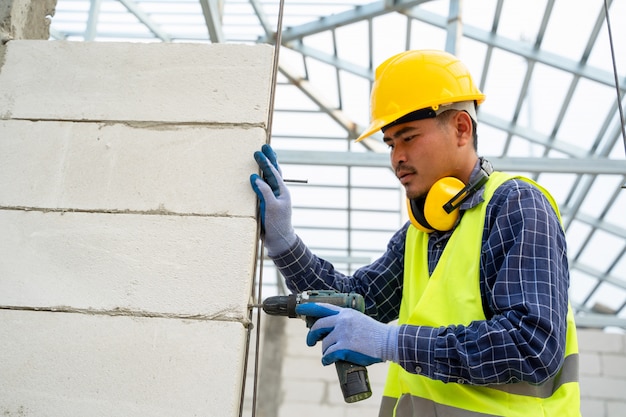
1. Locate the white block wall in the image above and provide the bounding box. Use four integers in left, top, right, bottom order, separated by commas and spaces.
0, 40, 273, 416
579, 329, 626, 417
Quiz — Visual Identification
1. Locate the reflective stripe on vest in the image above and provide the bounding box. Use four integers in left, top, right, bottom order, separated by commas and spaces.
379, 172, 581, 417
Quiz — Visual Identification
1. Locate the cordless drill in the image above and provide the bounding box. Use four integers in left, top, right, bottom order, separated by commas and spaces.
260, 289, 372, 403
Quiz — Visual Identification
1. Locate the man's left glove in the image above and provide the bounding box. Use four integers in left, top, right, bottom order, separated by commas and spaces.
250, 144, 296, 257
295, 302, 399, 367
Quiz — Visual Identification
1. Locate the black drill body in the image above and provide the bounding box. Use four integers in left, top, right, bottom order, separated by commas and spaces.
261, 289, 372, 403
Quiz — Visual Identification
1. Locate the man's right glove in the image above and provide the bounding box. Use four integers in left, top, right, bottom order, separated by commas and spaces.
295, 302, 399, 367
250, 144, 297, 257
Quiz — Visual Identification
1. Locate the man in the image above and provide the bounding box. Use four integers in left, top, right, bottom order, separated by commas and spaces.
250, 49, 581, 417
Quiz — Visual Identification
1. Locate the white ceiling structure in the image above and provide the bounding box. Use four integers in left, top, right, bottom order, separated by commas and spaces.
49, 0, 626, 329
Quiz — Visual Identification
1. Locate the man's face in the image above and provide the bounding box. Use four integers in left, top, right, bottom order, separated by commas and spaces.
382, 116, 458, 200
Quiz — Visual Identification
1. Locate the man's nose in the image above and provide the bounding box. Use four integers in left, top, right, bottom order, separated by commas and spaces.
391, 143, 407, 166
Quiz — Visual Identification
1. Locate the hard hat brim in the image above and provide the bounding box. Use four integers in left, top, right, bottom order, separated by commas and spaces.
355, 98, 484, 143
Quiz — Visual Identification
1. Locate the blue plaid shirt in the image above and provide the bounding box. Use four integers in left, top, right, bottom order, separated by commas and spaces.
271, 161, 570, 386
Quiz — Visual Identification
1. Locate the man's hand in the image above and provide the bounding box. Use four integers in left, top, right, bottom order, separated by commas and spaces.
295, 302, 399, 367
250, 144, 296, 256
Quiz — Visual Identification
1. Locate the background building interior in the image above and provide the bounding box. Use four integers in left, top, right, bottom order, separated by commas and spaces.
49, 0, 626, 330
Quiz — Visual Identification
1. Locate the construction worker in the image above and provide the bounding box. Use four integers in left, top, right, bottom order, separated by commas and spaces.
250, 49, 581, 416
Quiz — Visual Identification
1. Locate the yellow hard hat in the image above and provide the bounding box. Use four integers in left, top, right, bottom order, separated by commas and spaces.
356, 49, 486, 142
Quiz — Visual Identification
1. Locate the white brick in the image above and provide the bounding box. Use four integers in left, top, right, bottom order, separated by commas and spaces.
286, 323, 320, 360
0, 40, 273, 123
282, 356, 337, 382
368, 361, 390, 385
601, 353, 626, 378
326, 379, 351, 405
0, 309, 247, 417
577, 328, 624, 353
0, 210, 257, 319
580, 375, 626, 401
580, 399, 605, 417
280, 379, 327, 404
579, 351, 601, 376
607, 400, 626, 417
0, 120, 265, 216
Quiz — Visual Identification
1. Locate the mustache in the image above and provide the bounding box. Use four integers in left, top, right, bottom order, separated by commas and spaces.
395, 163, 417, 178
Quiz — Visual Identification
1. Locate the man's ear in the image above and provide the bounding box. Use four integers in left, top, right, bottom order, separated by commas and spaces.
454, 111, 473, 146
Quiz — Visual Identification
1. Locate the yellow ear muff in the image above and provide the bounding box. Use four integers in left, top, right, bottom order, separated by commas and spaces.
423, 177, 465, 232
406, 177, 465, 233
406, 159, 493, 233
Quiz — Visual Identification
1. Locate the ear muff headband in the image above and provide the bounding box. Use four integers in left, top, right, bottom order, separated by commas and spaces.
407, 159, 492, 233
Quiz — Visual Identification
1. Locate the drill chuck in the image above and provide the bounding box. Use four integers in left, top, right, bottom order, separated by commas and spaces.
260, 295, 298, 317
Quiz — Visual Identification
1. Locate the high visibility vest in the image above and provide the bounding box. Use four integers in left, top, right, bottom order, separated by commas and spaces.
379, 172, 581, 417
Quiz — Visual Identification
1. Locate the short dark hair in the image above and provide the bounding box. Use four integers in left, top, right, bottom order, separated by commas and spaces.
436, 109, 478, 150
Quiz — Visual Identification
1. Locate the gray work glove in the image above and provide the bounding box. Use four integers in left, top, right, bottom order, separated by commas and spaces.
296, 303, 400, 366
249, 144, 296, 257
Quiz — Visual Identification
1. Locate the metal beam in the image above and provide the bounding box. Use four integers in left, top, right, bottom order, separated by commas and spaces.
404, 7, 626, 92
444, 0, 461, 55
118, 0, 171, 42
573, 313, 626, 329
199, 0, 224, 43
572, 212, 626, 248
283, 43, 372, 79
278, 64, 362, 138
85, 0, 103, 41
249, 0, 275, 37
259, 1, 624, 92
258, 0, 432, 44
479, 113, 589, 159
277, 150, 626, 175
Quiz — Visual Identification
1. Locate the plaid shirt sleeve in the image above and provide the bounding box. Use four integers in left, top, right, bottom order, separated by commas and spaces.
271, 224, 410, 323
271, 178, 569, 386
